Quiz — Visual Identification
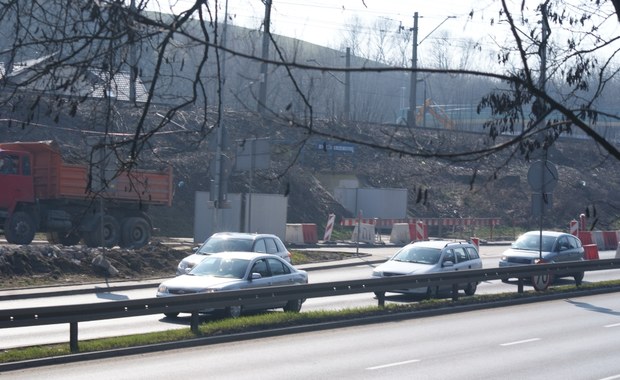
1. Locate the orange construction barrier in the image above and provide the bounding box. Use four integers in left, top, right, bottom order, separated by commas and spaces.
583, 244, 599, 260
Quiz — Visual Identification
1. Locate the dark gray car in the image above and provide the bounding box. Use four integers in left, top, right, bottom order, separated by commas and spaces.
498, 230, 585, 283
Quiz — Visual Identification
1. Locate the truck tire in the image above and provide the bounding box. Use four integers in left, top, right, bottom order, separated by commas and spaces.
120, 217, 151, 249
84, 215, 120, 248
47, 231, 81, 246
5, 211, 36, 245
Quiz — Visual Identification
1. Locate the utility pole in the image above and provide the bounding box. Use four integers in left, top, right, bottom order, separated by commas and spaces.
537, 1, 551, 239
211, 0, 231, 233
344, 47, 351, 122
129, 0, 136, 103
258, 0, 272, 114
408, 12, 419, 128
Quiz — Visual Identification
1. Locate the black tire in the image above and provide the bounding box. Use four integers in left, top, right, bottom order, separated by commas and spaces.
224, 305, 242, 318
83, 215, 120, 248
424, 286, 435, 300
164, 312, 178, 318
5, 211, 36, 245
464, 282, 477, 296
283, 299, 303, 313
47, 231, 81, 246
120, 217, 151, 248
574, 272, 584, 285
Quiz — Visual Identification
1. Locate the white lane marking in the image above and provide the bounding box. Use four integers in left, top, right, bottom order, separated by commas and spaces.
500, 338, 541, 346
604, 322, 620, 328
599, 375, 620, 380
367, 359, 421, 370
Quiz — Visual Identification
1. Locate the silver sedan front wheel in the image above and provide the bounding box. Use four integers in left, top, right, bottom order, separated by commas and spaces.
225, 305, 242, 318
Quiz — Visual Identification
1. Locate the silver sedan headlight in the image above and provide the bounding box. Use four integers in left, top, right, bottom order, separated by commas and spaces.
157, 284, 168, 293
372, 271, 382, 277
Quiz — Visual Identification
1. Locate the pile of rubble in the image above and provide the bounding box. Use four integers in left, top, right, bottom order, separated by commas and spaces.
0, 241, 191, 286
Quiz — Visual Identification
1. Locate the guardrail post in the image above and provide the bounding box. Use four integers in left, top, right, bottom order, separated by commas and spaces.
190, 311, 200, 333
451, 284, 459, 301
517, 278, 524, 294
70, 322, 79, 353
376, 291, 385, 308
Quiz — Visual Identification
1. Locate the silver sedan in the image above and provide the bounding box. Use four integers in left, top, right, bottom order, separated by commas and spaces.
158, 251, 308, 318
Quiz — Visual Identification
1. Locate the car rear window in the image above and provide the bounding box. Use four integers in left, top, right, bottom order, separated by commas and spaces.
198, 238, 254, 253
253, 239, 267, 253
265, 238, 278, 254
466, 247, 479, 259
453, 247, 468, 263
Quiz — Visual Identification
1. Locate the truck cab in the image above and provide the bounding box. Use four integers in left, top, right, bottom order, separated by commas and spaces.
0, 149, 37, 244
0, 150, 35, 212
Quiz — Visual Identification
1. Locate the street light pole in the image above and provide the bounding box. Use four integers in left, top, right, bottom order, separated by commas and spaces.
408, 12, 419, 128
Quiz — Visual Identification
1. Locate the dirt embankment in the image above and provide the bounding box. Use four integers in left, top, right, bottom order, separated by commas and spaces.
0, 241, 191, 288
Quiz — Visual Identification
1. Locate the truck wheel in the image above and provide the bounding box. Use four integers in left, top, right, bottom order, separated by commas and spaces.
5, 211, 36, 245
84, 215, 120, 248
120, 217, 151, 249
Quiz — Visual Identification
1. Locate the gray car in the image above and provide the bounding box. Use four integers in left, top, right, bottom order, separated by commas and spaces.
177, 232, 292, 275
159, 252, 307, 318
498, 230, 585, 283
371, 240, 482, 298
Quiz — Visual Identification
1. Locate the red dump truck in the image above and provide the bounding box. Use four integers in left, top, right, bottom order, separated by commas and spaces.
0, 141, 174, 248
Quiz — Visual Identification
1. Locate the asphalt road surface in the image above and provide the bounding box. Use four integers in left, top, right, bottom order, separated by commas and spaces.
0, 248, 618, 349
5, 292, 620, 380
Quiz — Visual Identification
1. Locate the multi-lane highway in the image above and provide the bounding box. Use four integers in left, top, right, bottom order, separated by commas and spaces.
5, 291, 620, 379
0, 246, 618, 350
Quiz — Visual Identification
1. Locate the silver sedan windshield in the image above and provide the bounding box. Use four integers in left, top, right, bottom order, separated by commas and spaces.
190, 257, 249, 279
392, 247, 441, 264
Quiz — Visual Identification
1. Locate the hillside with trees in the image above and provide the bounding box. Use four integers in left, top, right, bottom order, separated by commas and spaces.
0, 1, 619, 239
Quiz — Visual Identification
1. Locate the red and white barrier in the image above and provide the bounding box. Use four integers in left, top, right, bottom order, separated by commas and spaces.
569, 219, 578, 236
569, 216, 619, 251
285, 223, 318, 244
408, 220, 427, 241
323, 213, 335, 242
470, 237, 480, 252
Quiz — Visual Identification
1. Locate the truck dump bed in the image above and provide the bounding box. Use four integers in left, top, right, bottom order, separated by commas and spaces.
0, 141, 173, 206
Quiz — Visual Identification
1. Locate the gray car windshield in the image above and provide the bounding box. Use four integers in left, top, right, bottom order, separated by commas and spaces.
513, 234, 555, 251
190, 257, 249, 279
197, 238, 253, 254
392, 247, 441, 264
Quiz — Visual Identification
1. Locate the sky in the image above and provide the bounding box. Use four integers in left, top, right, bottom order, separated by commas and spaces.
148, 0, 620, 69
154, 0, 499, 49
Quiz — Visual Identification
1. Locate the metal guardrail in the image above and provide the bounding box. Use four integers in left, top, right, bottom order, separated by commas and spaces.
1, 259, 620, 352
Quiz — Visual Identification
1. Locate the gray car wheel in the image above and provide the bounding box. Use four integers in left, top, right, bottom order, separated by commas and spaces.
464, 282, 477, 296
283, 299, 303, 313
